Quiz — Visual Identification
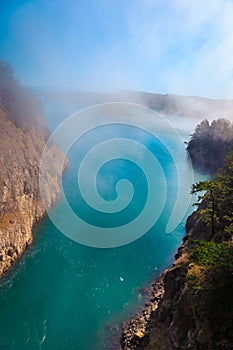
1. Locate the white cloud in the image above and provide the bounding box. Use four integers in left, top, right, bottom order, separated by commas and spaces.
4, 0, 233, 97
126, 0, 233, 97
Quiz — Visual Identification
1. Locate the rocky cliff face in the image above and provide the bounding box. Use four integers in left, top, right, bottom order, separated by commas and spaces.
0, 62, 67, 277
121, 208, 230, 350
143, 206, 233, 350
121, 153, 233, 350
142, 211, 207, 350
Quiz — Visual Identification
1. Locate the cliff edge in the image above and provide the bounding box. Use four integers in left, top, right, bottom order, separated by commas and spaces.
0, 61, 67, 278
121, 130, 233, 350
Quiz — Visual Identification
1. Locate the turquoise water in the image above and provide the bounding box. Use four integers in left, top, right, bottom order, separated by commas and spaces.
0, 103, 203, 349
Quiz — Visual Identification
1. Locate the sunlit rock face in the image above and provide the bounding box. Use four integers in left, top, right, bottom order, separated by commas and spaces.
0, 62, 67, 277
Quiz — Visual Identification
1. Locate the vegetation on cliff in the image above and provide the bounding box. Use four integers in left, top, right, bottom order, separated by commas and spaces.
121, 129, 233, 350
187, 118, 233, 174
143, 154, 233, 350
185, 152, 233, 349
192, 151, 233, 241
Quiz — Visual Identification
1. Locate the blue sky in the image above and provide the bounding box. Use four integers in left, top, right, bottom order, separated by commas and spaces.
1, 0, 233, 98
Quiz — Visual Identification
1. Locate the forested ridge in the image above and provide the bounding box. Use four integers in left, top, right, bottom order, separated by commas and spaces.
145, 124, 233, 349
122, 120, 233, 350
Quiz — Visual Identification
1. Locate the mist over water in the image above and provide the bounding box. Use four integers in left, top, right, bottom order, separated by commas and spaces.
0, 1, 232, 348
0, 100, 207, 349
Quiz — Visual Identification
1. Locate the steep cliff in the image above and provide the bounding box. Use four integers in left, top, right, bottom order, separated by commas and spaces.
0, 62, 67, 277
143, 206, 233, 350
121, 152, 233, 350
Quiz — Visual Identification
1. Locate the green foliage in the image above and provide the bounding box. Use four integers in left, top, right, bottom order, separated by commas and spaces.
185, 151, 233, 348
187, 118, 233, 173
190, 240, 233, 271
191, 151, 233, 239
187, 241, 233, 349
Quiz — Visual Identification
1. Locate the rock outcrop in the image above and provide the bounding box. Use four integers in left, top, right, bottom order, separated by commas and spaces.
120, 275, 165, 350
0, 61, 67, 277
187, 118, 233, 174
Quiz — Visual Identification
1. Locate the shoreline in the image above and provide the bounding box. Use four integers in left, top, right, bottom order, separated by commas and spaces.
103, 273, 165, 350
117, 208, 198, 350
120, 273, 165, 350
0, 212, 50, 284
105, 262, 180, 350
0, 159, 69, 282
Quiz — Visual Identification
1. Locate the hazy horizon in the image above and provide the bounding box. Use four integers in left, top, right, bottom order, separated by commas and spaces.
1, 1, 233, 99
